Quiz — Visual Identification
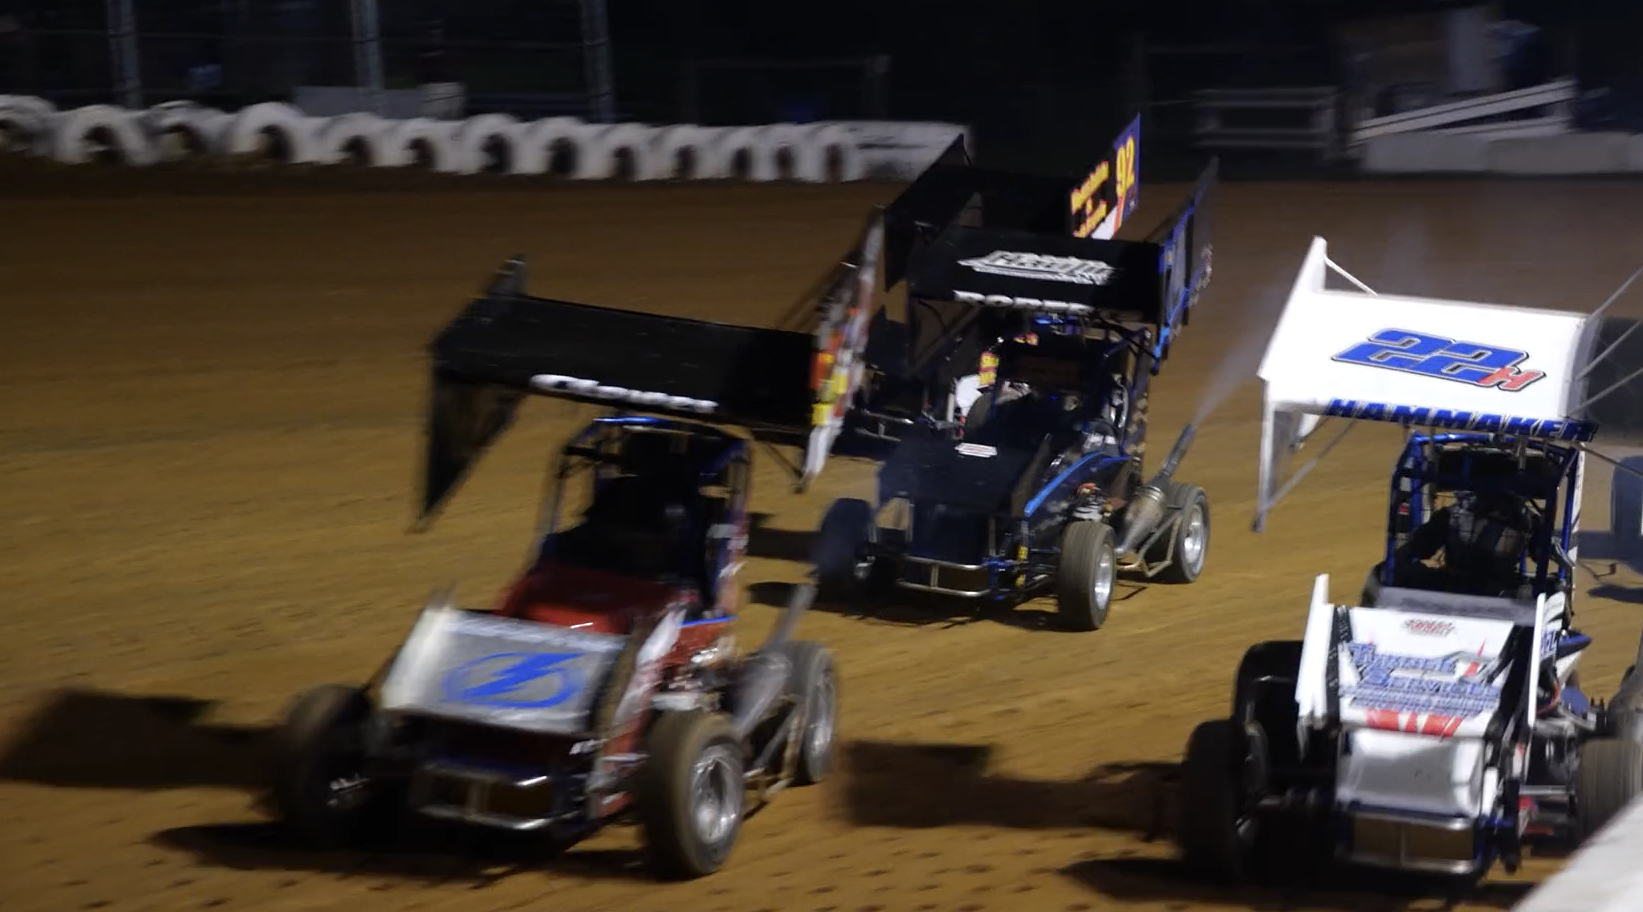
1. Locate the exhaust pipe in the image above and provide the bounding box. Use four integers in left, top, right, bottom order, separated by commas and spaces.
1116, 424, 1197, 556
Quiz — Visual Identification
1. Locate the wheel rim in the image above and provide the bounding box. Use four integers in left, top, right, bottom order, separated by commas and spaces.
806, 670, 836, 765
690, 743, 743, 848
1180, 502, 1208, 574
1090, 543, 1115, 607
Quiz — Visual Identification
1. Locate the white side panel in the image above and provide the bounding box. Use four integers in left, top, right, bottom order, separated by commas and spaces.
1338, 729, 1488, 817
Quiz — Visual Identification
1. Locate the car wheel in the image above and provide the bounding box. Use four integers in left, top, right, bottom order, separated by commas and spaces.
1153, 482, 1210, 584
1177, 718, 1270, 884
775, 640, 838, 786
814, 497, 877, 601
1577, 736, 1643, 841
639, 710, 746, 879
1056, 519, 1117, 631
271, 684, 392, 850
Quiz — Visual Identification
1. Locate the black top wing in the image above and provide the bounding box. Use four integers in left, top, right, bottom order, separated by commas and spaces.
905, 227, 1164, 324
882, 115, 1141, 290
422, 215, 884, 521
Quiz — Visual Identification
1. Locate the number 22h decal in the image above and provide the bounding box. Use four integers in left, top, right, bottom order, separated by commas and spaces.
1332, 329, 1545, 392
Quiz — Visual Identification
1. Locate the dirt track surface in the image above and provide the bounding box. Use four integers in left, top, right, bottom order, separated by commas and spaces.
5, 163, 1643, 912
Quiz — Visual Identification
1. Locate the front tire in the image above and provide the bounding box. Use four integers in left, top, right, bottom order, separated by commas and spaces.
639, 711, 746, 880
271, 684, 391, 850
1057, 520, 1117, 631
1152, 482, 1210, 584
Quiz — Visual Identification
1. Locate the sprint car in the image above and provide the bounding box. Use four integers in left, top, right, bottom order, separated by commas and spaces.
1177, 236, 1643, 884
813, 117, 1220, 631
270, 229, 882, 879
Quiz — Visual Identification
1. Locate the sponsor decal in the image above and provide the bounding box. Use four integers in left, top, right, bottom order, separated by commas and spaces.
1343, 641, 1507, 738
956, 250, 1117, 286
1320, 398, 1597, 442
953, 289, 1093, 315
1333, 329, 1545, 391
529, 374, 718, 414
1403, 617, 1456, 637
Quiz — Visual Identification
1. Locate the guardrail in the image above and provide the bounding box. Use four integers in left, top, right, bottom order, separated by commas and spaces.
1349, 78, 1577, 145
1191, 86, 1342, 163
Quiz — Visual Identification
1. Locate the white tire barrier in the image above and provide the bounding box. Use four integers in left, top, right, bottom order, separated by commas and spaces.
50, 105, 157, 166
576, 123, 659, 180
453, 113, 522, 174
516, 116, 586, 176
0, 94, 56, 154
384, 117, 463, 172
222, 102, 319, 164
142, 101, 233, 160
651, 124, 725, 180
23, 96, 970, 183
314, 112, 395, 166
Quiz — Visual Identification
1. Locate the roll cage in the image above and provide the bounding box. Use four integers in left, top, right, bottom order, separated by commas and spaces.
1381, 433, 1581, 597
533, 416, 751, 610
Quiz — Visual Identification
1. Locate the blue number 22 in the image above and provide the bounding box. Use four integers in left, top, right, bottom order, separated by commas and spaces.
1333, 329, 1539, 389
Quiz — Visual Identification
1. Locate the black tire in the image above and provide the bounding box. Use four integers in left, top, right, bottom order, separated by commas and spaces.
1578, 737, 1643, 841
773, 641, 839, 786
1612, 455, 1643, 560
639, 711, 746, 879
963, 392, 991, 432
1232, 641, 1304, 722
1152, 482, 1210, 584
1057, 520, 1117, 631
1176, 719, 1266, 884
814, 497, 877, 600
270, 684, 390, 850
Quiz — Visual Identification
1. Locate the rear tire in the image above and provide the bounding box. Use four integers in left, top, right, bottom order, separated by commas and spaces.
271, 684, 392, 850
773, 641, 839, 786
639, 711, 746, 880
1057, 520, 1117, 631
1152, 483, 1210, 584
1578, 737, 1643, 841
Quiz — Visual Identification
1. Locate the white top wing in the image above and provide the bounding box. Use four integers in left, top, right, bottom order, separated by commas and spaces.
1255, 237, 1603, 530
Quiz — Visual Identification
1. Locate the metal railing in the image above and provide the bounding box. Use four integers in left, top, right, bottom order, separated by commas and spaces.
1191, 86, 1342, 163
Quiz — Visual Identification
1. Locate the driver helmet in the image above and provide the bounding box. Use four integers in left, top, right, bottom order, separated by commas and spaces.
1446, 490, 1535, 574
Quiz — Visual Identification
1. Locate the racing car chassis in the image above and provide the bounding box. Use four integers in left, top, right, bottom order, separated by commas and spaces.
819, 424, 1209, 631
271, 584, 837, 879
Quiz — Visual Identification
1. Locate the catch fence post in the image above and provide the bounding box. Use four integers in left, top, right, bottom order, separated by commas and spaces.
349, 0, 385, 116
105, 0, 141, 108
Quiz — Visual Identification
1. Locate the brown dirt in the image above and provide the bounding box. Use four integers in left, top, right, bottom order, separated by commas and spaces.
5, 164, 1643, 912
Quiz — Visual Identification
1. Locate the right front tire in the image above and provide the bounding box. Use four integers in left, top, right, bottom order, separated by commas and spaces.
1057, 519, 1117, 631
1577, 736, 1643, 840
639, 710, 746, 880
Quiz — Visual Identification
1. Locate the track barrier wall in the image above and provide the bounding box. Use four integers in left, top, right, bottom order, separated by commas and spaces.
1346, 78, 1643, 176
0, 95, 968, 183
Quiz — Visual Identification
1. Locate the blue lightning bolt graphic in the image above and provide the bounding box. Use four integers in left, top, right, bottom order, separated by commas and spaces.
445, 652, 582, 708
